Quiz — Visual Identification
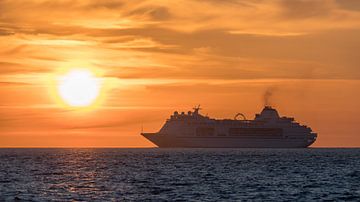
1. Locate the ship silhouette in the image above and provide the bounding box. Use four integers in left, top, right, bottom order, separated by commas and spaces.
141, 106, 317, 148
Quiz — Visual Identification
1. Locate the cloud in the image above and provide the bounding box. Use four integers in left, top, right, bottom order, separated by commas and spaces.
0, 62, 51, 74
0, 0, 358, 37
84, 1, 124, 10
127, 6, 172, 21
99, 27, 360, 80
65, 115, 162, 130
0, 81, 31, 86
279, 0, 335, 19
0, 28, 14, 36
1, 0, 360, 81
1, 45, 28, 55
335, 0, 360, 11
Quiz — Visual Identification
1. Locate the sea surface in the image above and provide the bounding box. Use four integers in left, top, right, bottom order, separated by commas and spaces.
0, 148, 359, 201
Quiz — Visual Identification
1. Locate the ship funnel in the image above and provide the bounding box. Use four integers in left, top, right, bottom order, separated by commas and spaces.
255, 106, 280, 120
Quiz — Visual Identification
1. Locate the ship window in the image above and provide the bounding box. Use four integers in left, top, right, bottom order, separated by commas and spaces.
228, 128, 283, 138
196, 127, 215, 136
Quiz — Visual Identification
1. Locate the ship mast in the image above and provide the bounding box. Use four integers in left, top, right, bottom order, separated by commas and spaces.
193, 104, 201, 115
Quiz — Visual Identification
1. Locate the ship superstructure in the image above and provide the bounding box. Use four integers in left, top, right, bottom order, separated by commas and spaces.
141, 106, 317, 148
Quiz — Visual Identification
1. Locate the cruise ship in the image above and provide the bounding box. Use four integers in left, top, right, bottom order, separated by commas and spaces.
141, 106, 317, 148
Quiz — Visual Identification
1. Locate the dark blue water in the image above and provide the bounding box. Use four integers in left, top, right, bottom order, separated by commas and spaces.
0, 148, 359, 201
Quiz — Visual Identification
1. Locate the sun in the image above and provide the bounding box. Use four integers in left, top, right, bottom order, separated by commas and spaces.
57, 69, 101, 107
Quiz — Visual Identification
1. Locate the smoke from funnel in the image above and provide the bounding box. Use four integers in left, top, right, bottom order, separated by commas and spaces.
263, 87, 276, 106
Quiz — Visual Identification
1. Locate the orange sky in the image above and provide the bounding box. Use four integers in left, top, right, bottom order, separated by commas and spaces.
0, 0, 360, 147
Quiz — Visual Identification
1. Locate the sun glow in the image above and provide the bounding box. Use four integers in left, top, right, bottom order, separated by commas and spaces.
57, 69, 101, 107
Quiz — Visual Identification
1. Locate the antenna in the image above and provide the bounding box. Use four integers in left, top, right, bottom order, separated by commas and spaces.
193, 104, 202, 114
193, 104, 202, 111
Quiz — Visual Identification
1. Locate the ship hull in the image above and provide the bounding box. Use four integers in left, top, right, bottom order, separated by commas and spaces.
142, 133, 315, 148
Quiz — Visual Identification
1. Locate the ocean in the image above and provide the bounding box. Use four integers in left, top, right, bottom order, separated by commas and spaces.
0, 148, 359, 201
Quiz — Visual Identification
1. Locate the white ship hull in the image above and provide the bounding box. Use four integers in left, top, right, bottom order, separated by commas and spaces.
142, 133, 315, 148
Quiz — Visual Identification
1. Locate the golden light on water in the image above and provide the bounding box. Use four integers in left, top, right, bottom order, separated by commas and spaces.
57, 69, 101, 107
